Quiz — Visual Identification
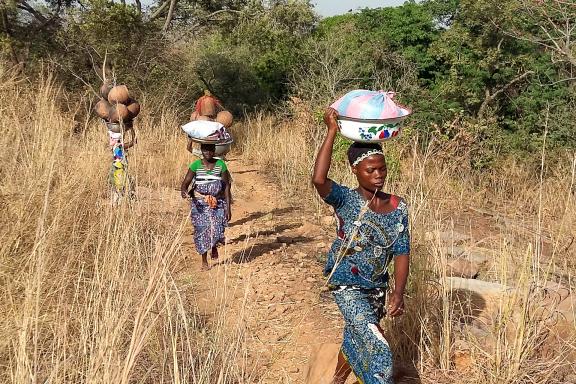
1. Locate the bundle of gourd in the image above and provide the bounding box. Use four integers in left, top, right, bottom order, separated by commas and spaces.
189, 90, 233, 128
94, 82, 140, 127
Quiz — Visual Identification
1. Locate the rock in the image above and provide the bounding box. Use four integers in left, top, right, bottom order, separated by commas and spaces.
304, 343, 344, 384
466, 248, 492, 264
426, 230, 471, 244
443, 277, 511, 296
297, 221, 324, 236
538, 281, 575, 359
272, 292, 286, 302
452, 340, 473, 372
276, 331, 290, 341
274, 306, 288, 315
320, 215, 335, 227
288, 367, 300, 373
446, 258, 480, 279
440, 246, 492, 264
316, 242, 326, 249
542, 280, 572, 306
306, 277, 316, 283
463, 323, 496, 353
441, 245, 466, 257
277, 236, 296, 244
442, 277, 514, 324
441, 277, 576, 366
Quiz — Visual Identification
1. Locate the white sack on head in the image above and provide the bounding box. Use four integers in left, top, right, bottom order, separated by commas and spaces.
182, 120, 229, 140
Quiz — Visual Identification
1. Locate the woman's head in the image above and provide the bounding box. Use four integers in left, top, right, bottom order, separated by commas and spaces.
347, 142, 387, 191
200, 143, 216, 160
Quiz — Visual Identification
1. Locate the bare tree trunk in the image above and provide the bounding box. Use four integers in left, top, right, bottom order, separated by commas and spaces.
162, 0, 177, 32
0, 6, 21, 69
149, 0, 169, 20
134, 0, 141, 14
478, 71, 534, 120
15, 0, 47, 23
500, 0, 576, 69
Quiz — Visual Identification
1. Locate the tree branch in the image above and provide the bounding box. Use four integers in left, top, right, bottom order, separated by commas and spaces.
149, 0, 170, 20
189, 9, 242, 29
16, 0, 48, 23
478, 71, 534, 119
134, 0, 141, 15
0, 6, 21, 69
162, 0, 177, 31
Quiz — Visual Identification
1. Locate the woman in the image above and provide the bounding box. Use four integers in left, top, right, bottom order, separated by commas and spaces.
181, 143, 232, 270
107, 120, 136, 202
312, 108, 410, 384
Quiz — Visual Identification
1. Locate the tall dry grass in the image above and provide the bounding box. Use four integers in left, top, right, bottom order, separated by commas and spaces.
1, 65, 574, 383
236, 99, 576, 383
0, 68, 252, 383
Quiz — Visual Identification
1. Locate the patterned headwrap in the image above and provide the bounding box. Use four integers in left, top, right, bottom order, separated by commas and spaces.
347, 142, 384, 167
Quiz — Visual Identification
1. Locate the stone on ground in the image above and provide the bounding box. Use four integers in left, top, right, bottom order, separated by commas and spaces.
305, 343, 341, 384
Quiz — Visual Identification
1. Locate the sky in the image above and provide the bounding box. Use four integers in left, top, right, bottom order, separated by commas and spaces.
312, 0, 407, 17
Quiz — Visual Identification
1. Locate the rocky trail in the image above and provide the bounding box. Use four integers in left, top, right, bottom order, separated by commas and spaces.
176, 156, 345, 383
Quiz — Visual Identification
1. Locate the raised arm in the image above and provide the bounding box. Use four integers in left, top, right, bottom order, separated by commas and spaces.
186, 138, 194, 154
312, 108, 339, 198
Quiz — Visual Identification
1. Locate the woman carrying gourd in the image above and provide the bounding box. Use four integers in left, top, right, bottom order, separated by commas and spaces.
312, 108, 410, 384
181, 143, 232, 270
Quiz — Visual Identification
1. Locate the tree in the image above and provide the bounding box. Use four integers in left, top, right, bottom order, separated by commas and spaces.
502, 0, 576, 71
0, 0, 74, 69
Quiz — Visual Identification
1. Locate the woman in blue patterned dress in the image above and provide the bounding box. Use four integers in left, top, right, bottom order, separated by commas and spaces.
181, 143, 232, 270
312, 108, 410, 384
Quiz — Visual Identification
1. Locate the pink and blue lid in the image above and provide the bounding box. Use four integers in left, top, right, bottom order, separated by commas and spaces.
330, 90, 411, 121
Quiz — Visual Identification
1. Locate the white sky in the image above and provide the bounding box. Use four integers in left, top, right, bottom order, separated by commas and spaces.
313, 0, 407, 17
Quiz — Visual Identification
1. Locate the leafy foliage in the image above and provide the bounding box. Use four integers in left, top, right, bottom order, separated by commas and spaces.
0, 0, 574, 159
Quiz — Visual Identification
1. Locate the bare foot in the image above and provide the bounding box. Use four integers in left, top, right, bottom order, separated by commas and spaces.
201, 263, 210, 271
211, 248, 219, 260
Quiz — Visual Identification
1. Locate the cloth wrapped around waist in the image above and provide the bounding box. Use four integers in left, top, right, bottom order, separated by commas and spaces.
193, 180, 225, 208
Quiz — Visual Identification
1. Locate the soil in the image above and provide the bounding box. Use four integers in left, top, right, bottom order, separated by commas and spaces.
169, 155, 524, 384
177, 156, 345, 383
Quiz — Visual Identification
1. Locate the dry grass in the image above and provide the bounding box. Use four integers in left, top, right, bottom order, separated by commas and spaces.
1, 65, 575, 384
236, 99, 576, 383
0, 68, 252, 383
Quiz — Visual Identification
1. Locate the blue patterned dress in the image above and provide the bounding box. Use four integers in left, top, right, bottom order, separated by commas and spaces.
323, 181, 410, 384
189, 159, 228, 255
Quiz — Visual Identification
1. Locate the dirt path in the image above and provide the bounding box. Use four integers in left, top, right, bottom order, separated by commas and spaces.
177, 156, 343, 383
151, 152, 574, 384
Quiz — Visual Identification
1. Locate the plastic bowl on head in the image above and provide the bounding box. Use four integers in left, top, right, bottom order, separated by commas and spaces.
330, 89, 411, 142
337, 117, 404, 143
190, 138, 233, 157
215, 142, 232, 157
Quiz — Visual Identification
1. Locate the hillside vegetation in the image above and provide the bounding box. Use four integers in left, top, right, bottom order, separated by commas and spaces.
3, 0, 576, 160
1, 0, 575, 383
